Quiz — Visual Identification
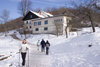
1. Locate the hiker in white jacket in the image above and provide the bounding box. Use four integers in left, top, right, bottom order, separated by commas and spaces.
37, 40, 40, 50
19, 39, 29, 66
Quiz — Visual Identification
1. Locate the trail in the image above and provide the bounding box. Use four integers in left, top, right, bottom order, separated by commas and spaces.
10, 34, 52, 67
23, 44, 52, 67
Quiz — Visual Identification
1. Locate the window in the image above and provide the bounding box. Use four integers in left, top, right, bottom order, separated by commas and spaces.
26, 21, 28, 24
34, 22, 37, 26
61, 19, 62, 21
38, 21, 41, 25
30, 26, 32, 29
35, 28, 39, 31
26, 27, 28, 29
54, 19, 62, 22
30, 21, 31, 24
30, 15, 32, 18
44, 27, 48, 31
44, 20, 48, 24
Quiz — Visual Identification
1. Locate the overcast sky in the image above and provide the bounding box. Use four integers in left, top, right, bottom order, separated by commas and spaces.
0, 0, 84, 20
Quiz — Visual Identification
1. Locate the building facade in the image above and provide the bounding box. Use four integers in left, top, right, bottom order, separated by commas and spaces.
22, 11, 71, 35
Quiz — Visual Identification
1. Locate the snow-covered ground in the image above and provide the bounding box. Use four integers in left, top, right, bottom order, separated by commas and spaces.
0, 27, 100, 67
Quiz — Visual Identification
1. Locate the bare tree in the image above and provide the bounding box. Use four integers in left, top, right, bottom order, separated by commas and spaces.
72, 0, 96, 32
93, 0, 100, 10
18, 0, 32, 17
34, 8, 41, 12
44, 7, 51, 12
51, 7, 59, 15
0, 10, 10, 36
54, 20, 62, 37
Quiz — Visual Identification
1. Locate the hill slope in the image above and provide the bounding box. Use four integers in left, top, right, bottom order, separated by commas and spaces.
0, 17, 24, 32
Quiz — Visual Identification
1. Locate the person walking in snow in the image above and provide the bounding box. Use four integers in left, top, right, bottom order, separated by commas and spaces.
45, 40, 50, 55
41, 39, 46, 52
37, 40, 40, 50
19, 39, 29, 66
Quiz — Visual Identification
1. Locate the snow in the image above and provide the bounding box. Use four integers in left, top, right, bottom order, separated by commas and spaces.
0, 27, 100, 67
40, 11, 53, 17
44, 12, 53, 16
30, 10, 53, 19
0, 35, 20, 67
30, 11, 45, 18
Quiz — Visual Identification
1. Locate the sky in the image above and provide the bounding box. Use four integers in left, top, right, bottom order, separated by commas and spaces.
0, 0, 83, 21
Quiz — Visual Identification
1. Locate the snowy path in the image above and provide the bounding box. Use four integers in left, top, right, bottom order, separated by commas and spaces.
24, 44, 52, 67
9, 34, 52, 67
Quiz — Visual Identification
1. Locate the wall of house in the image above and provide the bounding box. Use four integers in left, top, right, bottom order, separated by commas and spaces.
24, 16, 71, 34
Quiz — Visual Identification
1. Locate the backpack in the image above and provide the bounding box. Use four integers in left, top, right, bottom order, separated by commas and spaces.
37, 42, 40, 46
46, 44, 49, 47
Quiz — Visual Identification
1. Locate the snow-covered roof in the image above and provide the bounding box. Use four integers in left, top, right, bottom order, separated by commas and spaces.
30, 11, 45, 18
39, 11, 53, 17
30, 10, 53, 18
43, 11, 53, 16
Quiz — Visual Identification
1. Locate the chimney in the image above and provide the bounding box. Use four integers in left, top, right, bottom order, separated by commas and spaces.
47, 12, 52, 15
40, 12, 41, 15
50, 13, 52, 15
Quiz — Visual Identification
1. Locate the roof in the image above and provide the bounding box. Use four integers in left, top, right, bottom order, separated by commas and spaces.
30, 10, 53, 18
30, 11, 45, 18
39, 11, 53, 17
22, 10, 73, 21
29, 14, 71, 21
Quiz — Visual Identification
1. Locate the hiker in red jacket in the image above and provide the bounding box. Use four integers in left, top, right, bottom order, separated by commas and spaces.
41, 39, 46, 52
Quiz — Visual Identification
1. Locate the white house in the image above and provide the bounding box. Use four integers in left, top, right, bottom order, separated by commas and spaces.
22, 10, 72, 35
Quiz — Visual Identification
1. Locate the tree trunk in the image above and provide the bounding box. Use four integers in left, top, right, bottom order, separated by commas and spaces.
24, 30, 26, 39
90, 20, 95, 32
89, 16, 95, 32
65, 27, 68, 38
56, 26, 59, 37
57, 31, 59, 37
5, 26, 7, 36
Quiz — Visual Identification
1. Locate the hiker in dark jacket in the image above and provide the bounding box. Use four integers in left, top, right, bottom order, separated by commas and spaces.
41, 39, 46, 52
45, 40, 50, 55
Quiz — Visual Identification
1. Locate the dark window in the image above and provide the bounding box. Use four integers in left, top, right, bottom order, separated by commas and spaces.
44, 20, 48, 24
30, 26, 32, 29
26, 21, 28, 24
34, 22, 37, 26
61, 19, 62, 21
35, 28, 39, 31
38, 21, 41, 25
26, 27, 28, 29
44, 27, 48, 31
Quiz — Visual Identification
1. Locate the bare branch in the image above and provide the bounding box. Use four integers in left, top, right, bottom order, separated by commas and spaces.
0, 10, 10, 36
0, 10, 10, 23
18, 0, 32, 17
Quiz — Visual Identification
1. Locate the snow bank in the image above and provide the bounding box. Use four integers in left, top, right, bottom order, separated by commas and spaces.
0, 33, 21, 67
50, 32, 100, 67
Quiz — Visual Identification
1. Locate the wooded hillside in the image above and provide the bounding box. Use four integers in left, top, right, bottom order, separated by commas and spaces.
0, 17, 23, 32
